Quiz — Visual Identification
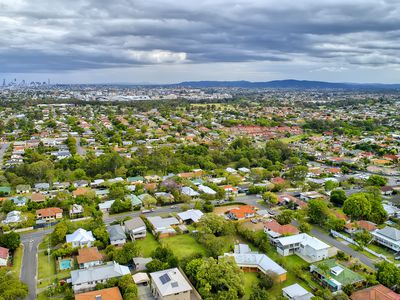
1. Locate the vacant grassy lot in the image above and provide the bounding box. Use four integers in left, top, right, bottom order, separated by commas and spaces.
135, 233, 160, 257
161, 234, 206, 259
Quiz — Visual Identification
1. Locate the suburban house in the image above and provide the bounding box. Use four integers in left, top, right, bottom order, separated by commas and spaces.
72, 187, 92, 198
264, 219, 299, 241
77, 247, 104, 269
198, 184, 217, 195
223, 244, 287, 282
177, 209, 204, 224
299, 191, 326, 202
0, 247, 9, 266
275, 233, 331, 262
278, 194, 307, 210
124, 217, 147, 240
2, 210, 23, 224
310, 259, 364, 292
34, 182, 50, 191
106, 225, 127, 246
66, 228, 96, 248
98, 200, 115, 213
150, 268, 192, 300
344, 220, 377, 235
147, 216, 180, 238
282, 283, 314, 300
132, 257, 153, 272
11, 196, 27, 206
226, 205, 256, 220
36, 207, 63, 221
371, 226, 400, 252
15, 184, 30, 194
69, 204, 84, 218
30, 192, 46, 203
74, 287, 123, 300
0, 186, 11, 195
71, 262, 130, 293
126, 194, 142, 208
181, 186, 200, 197
350, 284, 400, 300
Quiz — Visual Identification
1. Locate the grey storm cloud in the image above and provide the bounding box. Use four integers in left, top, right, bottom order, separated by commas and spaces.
1, 0, 400, 73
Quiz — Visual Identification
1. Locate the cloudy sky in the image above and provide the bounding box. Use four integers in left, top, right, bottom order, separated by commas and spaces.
1, 0, 400, 84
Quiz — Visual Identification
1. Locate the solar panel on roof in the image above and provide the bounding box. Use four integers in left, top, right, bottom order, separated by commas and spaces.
159, 273, 171, 284
171, 281, 178, 288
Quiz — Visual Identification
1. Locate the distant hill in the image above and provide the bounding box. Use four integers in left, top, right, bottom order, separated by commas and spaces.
169, 79, 400, 89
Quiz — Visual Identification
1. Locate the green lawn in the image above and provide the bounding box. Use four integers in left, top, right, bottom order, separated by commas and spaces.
10, 246, 23, 278
135, 233, 160, 257
242, 272, 260, 300
161, 234, 207, 259
38, 249, 56, 280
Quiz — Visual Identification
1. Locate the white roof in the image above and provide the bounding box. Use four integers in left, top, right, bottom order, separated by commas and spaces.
181, 187, 200, 197
99, 200, 115, 210
282, 283, 313, 299
147, 216, 180, 231
132, 272, 149, 284
66, 228, 95, 243
177, 209, 204, 223
150, 268, 192, 297
198, 184, 217, 195
276, 233, 330, 250
225, 253, 286, 276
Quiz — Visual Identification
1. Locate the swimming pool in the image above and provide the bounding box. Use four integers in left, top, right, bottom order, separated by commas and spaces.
59, 259, 72, 270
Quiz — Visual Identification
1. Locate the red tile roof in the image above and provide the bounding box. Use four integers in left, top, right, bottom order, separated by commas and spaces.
264, 219, 299, 235
227, 205, 256, 219
77, 247, 103, 264
351, 285, 400, 300
36, 207, 63, 217
0, 247, 9, 260
75, 287, 123, 300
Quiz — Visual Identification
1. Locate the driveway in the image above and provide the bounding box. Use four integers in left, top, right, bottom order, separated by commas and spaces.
138, 285, 155, 300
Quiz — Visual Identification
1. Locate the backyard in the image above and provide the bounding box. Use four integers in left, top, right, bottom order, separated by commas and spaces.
161, 234, 207, 259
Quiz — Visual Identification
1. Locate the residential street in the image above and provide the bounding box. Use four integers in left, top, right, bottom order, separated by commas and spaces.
310, 226, 377, 269
75, 137, 86, 156
0, 142, 10, 167
20, 229, 53, 300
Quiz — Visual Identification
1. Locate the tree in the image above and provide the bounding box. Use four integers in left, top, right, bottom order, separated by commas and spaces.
50, 221, 68, 246
0, 232, 20, 252
330, 189, 347, 206
325, 216, 345, 231
366, 175, 387, 187
262, 192, 279, 205
142, 195, 157, 208
112, 242, 140, 265
285, 165, 308, 181
375, 261, 400, 290
354, 230, 373, 248
343, 193, 371, 220
276, 210, 294, 225
1, 200, 16, 214
197, 214, 235, 236
0, 268, 28, 299
249, 288, 272, 300
298, 222, 311, 233
187, 257, 244, 299
258, 272, 275, 290
308, 200, 329, 226
325, 180, 339, 192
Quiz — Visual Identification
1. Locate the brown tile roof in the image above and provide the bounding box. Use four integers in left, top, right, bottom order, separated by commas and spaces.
36, 207, 63, 218
73, 187, 92, 197
345, 220, 377, 232
75, 287, 123, 300
227, 205, 256, 219
264, 219, 299, 235
76, 247, 103, 264
351, 285, 400, 300
31, 192, 46, 202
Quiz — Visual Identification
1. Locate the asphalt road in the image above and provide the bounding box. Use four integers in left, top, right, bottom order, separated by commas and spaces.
310, 226, 377, 269
20, 229, 53, 300
0, 142, 10, 167
75, 137, 86, 156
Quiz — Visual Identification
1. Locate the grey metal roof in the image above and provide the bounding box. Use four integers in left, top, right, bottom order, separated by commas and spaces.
106, 225, 127, 241
71, 262, 130, 285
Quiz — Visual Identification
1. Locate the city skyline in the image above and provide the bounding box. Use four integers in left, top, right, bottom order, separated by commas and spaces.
1, 0, 400, 83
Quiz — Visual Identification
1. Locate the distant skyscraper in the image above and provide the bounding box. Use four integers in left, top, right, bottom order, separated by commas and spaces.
2, 79, 5, 86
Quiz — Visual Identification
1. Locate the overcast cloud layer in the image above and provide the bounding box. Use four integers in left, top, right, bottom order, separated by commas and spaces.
1, 0, 400, 83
